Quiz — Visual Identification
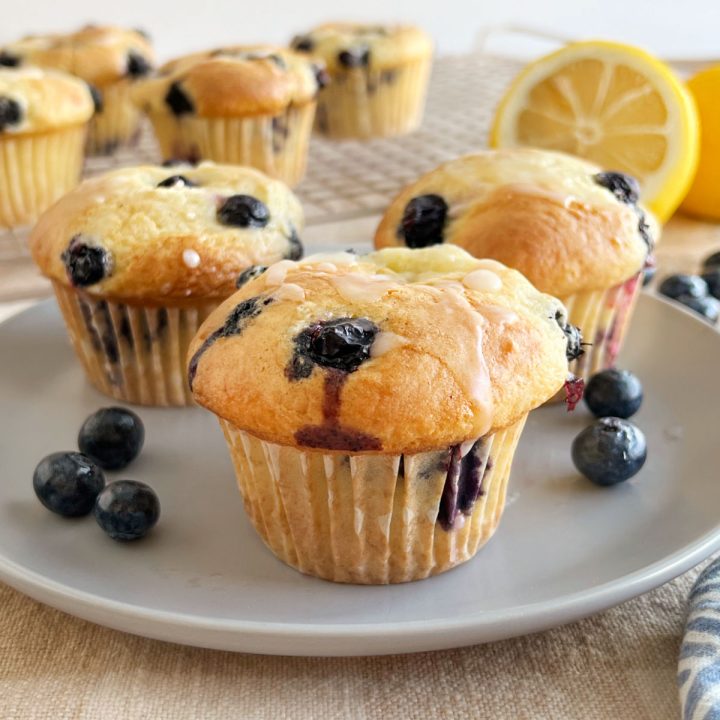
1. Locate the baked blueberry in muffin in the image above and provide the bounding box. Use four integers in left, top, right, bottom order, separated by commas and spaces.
29, 162, 304, 406
188, 244, 579, 583
376, 148, 659, 383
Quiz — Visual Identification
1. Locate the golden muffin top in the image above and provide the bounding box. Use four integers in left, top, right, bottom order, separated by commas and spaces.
0, 25, 155, 87
29, 162, 304, 304
188, 245, 578, 454
374, 149, 657, 296
0, 67, 94, 134
132, 46, 324, 118
290, 23, 433, 73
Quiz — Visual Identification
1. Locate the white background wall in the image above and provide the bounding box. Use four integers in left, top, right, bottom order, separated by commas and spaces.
1, 0, 718, 62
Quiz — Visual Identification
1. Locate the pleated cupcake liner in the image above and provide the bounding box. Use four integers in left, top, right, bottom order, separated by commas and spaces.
86, 81, 144, 155
147, 102, 316, 186
562, 273, 642, 382
314, 57, 432, 139
0, 125, 86, 229
52, 281, 217, 406
219, 415, 527, 584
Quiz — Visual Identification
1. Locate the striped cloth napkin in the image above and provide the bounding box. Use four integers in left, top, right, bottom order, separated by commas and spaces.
680, 556, 720, 719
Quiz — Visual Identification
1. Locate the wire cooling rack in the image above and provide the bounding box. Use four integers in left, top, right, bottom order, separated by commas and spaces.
0, 53, 523, 298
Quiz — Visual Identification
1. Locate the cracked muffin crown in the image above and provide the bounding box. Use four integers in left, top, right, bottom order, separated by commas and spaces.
188, 244, 575, 454
29, 162, 304, 304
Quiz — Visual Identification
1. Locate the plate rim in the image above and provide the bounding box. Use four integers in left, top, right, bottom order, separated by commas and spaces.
0, 294, 718, 655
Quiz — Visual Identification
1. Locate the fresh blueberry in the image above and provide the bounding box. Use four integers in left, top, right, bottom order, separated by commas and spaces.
217, 195, 270, 228
127, 51, 152, 77
584, 369, 643, 419
87, 83, 103, 113
399, 194, 448, 248
0, 51, 21, 67
289, 318, 379, 377
338, 47, 370, 68
78, 407, 145, 470
33, 452, 105, 517
593, 171, 640, 204
674, 294, 720, 324
165, 82, 194, 116
94, 480, 159, 541
236, 265, 267, 288
701, 269, 720, 300
0, 96, 22, 131
572, 417, 647, 486
156, 174, 196, 188
291, 35, 314, 52
61, 236, 112, 287
702, 251, 720, 272
658, 274, 708, 300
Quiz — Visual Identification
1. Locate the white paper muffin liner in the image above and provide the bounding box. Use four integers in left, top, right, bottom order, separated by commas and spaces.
87, 81, 144, 155
0, 125, 86, 229
147, 102, 315, 186
562, 272, 642, 381
219, 415, 527, 584
314, 56, 431, 139
52, 281, 217, 406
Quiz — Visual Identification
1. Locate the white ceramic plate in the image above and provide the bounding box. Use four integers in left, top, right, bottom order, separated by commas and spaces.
1, 294, 719, 657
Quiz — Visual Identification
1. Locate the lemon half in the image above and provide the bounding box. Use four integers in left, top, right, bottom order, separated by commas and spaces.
490, 40, 700, 221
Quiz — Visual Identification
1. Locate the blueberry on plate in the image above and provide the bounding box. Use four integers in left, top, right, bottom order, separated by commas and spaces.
78, 407, 145, 470
674, 294, 720, 324
572, 417, 647, 486
94, 480, 159, 541
702, 251, 720, 272
701, 269, 720, 300
658, 274, 708, 300
584, 369, 643, 419
33, 452, 105, 517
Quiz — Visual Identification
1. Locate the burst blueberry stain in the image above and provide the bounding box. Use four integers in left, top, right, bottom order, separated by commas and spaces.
188, 296, 273, 388
593, 171, 640, 204
554, 310, 585, 361
235, 265, 267, 288
287, 318, 378, 379
217, 195, 270, 228
399, 194, 448, 248
438, 439, 492, 530
313, 64, 330, 90
61, 236, 112, 287
165, 81, 194, 116
0, 96, 22, 131
127, 51, 152, 77
156, 174, 196, 188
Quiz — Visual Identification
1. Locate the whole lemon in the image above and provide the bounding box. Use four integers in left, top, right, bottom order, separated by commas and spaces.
682, 66, 720, 221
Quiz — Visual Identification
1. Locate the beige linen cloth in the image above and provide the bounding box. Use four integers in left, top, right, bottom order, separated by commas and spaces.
2, 208, 718, 720
0, 566, 695, 719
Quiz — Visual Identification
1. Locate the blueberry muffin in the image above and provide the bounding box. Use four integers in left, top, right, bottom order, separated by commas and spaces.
0, 25, 156, 154
375, 149, 658, 381
132, 46, 323, 186
29, 162, 304, 406
0, 67, 93, 228
187, 244, 581, 584
290, 23, 433, 139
